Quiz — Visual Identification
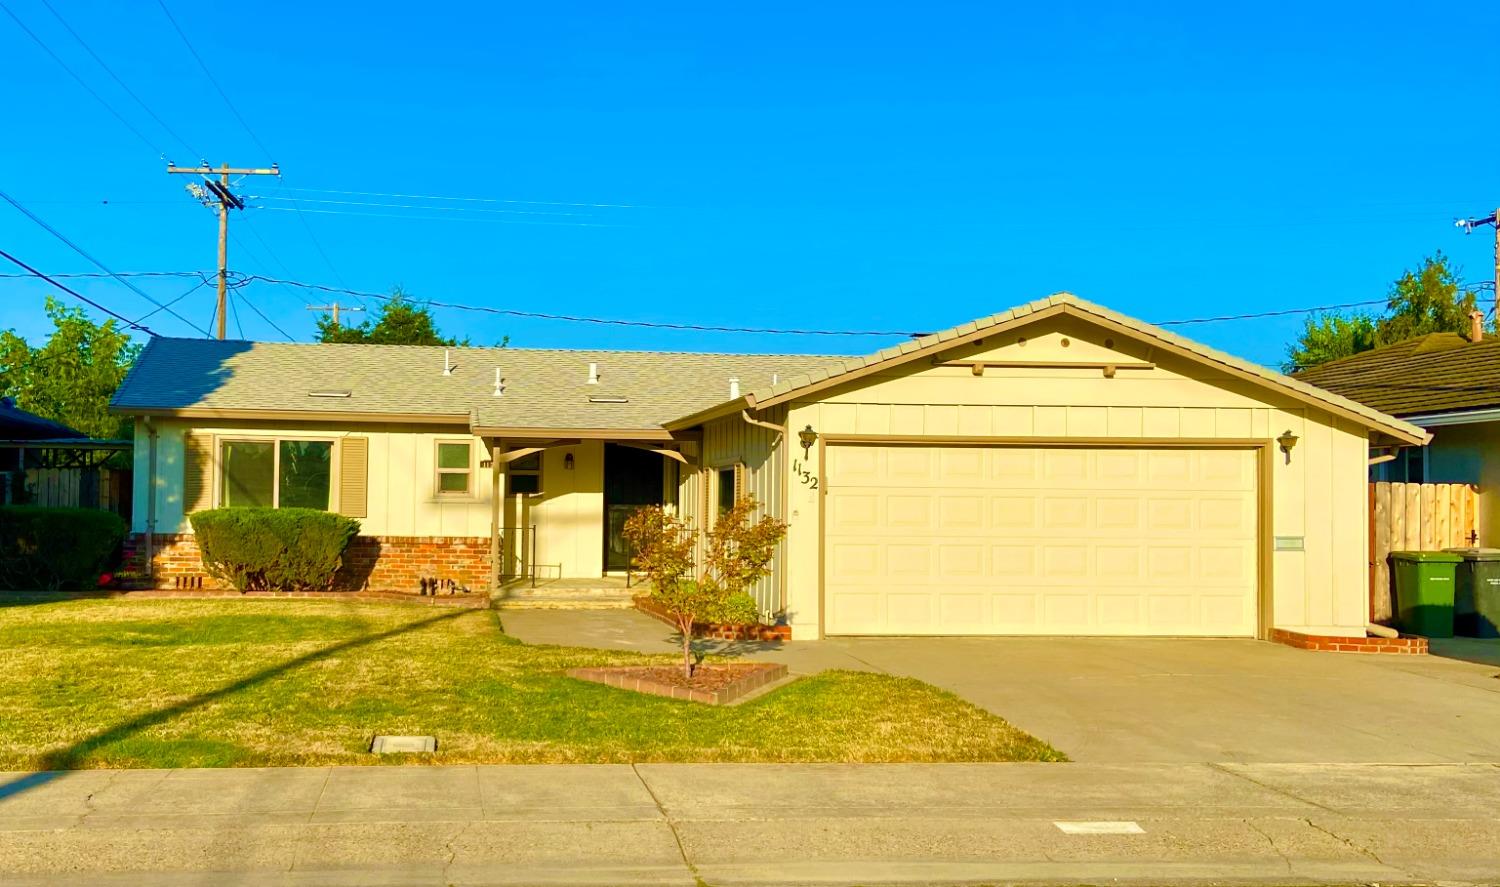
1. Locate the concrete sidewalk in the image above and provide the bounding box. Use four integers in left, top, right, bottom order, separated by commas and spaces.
4, 762, 1500, 886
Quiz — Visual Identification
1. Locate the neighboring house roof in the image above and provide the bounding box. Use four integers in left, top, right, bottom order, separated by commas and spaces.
1291, 332, 1500, 420
0, 397, 87, 440
110, 338, 848, 433
671, 293, 1428, 445
110, 294, 1427, 445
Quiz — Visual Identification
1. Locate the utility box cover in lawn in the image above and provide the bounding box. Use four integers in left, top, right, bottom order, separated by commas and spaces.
1390, 551, 1462, 639
1445, 548, 1500, 638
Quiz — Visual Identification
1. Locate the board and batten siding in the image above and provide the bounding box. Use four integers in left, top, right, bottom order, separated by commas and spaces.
699, 404, 789, 618
133, 419, 494, 538
778, 314, 1371, 640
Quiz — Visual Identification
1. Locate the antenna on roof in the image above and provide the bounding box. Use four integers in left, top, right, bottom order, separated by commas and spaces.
493, 367, 505, 397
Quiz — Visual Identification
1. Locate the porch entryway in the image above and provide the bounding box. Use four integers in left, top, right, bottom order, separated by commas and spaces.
603, 443, 664, 572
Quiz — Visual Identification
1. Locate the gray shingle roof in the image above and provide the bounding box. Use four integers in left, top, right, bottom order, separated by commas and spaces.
1291, 332, 1500, 418
110, 338, 848, 431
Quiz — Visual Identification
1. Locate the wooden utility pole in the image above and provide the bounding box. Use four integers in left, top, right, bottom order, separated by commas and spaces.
306, 302, 366, 330
168, 162, 279, 339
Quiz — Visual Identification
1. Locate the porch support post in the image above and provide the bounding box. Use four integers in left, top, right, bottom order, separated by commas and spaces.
489, 439, 506, 593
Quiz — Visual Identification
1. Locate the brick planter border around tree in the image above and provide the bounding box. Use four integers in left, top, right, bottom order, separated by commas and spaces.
567, 662, 789, 705
632, 594, 791, 642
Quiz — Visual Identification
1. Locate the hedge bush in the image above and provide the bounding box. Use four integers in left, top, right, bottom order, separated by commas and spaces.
0, 506, 127, 590
189, 508, 360, 592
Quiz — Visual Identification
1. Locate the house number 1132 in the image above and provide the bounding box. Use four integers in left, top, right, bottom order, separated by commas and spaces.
791, 460, 818, 489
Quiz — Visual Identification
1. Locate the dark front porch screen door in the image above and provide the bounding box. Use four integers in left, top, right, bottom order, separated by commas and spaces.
603, 443, 665, 571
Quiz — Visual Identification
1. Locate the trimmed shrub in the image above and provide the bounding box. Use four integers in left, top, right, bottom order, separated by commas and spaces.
0, 506, 127, 590
189, 508, 360, 592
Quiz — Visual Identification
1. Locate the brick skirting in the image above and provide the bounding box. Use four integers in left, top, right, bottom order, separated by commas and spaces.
633, 594, 792, 642
124, 533, 491, 593
1270, 627, 1428, 654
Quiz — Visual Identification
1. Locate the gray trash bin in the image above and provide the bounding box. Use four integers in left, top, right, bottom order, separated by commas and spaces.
1445, 547, 1500, 638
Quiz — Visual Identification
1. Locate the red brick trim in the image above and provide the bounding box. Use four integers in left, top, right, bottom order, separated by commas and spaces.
632, 594, 791, 642
567, 663, 788, 705
1270, 627, 1428, 654
123, 533, 491, 593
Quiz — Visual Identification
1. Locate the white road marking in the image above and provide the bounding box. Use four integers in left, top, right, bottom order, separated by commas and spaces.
1053, 820, 1145, 835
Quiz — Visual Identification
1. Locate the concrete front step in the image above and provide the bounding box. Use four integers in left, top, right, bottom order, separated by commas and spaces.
495, 592, 637, 610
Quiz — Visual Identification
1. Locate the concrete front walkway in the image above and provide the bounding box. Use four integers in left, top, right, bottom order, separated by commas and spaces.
4, 762, 1500, 885
500, 609, 1500, 763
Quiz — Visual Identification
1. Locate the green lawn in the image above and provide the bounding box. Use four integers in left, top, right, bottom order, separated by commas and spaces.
0, 598, 1063, 769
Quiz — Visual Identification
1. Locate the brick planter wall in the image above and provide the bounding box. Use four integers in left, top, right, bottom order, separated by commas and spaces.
124, 533, 491, 593
633, 594, 792, 642
1270, 627, 1428, 655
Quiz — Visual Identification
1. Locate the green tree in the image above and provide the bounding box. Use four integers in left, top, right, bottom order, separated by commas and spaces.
1286, 253, 1480, 371
315, 287, 474, 346
0, 297, 141, 439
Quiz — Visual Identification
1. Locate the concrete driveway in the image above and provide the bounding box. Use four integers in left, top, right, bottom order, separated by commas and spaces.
500, 609, 1500, 764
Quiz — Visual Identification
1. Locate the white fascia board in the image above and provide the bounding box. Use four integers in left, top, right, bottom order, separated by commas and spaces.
1401, 408, 1500, 428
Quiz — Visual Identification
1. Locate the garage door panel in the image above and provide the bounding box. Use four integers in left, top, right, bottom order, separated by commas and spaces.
824, 444, 1258, 636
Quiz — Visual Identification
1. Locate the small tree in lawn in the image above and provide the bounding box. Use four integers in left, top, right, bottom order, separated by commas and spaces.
622, 497, 786, 678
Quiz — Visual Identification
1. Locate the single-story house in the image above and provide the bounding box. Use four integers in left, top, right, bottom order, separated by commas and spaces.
1294, 320, 1500, 544
0, 397, 131, 511
111, 293, 1425, 640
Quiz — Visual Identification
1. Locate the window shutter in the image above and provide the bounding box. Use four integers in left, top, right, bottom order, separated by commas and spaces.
339, 437, 369, 518
733, 463, 746, 501
182, 434, 214, 514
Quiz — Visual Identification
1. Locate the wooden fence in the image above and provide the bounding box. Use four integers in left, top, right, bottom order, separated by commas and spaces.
1369, 481, 1478, 623
15, 467, 131, 517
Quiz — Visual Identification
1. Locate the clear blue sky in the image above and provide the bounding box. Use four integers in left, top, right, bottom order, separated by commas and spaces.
2, 0, 1497, 366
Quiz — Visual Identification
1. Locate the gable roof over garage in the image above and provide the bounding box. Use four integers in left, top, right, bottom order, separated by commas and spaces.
667, 293, 1429, 445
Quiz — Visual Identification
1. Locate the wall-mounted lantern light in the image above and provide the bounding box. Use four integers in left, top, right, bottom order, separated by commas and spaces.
1277, 429, 1299, 464
563, 452, 575, 471
798, 424, 818, 459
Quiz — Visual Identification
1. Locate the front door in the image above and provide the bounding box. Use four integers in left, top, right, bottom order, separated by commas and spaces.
603, 443, 665, 571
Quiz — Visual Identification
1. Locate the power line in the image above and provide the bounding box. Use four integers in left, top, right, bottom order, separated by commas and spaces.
252, 205, 622, 228
278, 186, 636, 209
134, 277, 211, 323
0, 247, 157, 334
1154, 299, 1390, 326
0, 270, 210, 280
227, 289, 245, 339
250, 195, 592, 217
153, 0, 273, 159
233, 289, 297, 342
0, 189, 211, 335
0, 0, 165, 155
37, 0, 200, 158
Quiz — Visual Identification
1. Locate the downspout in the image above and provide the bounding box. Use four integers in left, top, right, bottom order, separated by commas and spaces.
739, 408, 790, 620
1367, 622, 1400, 639
144, 417, 157, 583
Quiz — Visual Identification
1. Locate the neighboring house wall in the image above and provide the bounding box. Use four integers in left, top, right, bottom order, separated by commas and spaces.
1422, 421, 1500, 546
777, 315, 1370, 640
700, 405, 789, 618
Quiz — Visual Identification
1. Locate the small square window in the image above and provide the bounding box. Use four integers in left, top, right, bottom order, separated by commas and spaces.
717, 466, 737, 516
436, 441, 472, 496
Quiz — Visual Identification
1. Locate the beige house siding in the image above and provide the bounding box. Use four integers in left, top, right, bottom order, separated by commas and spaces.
779, 314, 1371, 640
501, 441, 604, 580
700, 405, 788, 618
134, 419, 496, 538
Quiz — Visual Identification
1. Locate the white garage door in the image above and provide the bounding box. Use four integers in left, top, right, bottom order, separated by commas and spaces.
823, 444, 1259, 636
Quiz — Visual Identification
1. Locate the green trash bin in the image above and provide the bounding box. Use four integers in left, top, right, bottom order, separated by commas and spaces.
1390, 551, 1461, 638
1444, 548, 1500, 638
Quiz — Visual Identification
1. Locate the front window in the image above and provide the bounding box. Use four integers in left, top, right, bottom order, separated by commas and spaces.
221, 438, 331, 509
437, 441, 472, 496
716, 466, 737, 516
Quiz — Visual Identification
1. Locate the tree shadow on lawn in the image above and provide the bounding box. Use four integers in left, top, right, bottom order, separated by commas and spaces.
0, 608, 468, 802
